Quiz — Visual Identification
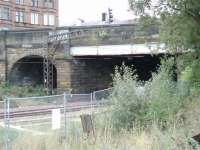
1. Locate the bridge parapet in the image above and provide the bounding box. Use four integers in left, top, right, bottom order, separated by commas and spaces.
5, 29, 50, 49
0, 23, 159, 59
63, 24, 159, 46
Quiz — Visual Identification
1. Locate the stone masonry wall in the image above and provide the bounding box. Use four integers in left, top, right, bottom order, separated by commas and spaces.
55, 59, 72, 92
70, 56, 161, 93
0, 24, 160, 93
0, 62, 5, 81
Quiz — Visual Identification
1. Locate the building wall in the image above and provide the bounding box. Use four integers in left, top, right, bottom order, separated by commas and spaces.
0, 0, 58, 30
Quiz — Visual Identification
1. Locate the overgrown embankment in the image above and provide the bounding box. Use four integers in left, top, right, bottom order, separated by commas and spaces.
4, 54, 200, 150
103, 54, 200, 149
0, 83, 45, 100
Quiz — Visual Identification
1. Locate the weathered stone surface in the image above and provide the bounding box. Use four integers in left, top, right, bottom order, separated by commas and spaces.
0, 24, 160, 93
0, 62, 5, 81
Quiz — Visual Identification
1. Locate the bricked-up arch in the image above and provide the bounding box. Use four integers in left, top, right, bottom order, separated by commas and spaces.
8, 55, 57, 88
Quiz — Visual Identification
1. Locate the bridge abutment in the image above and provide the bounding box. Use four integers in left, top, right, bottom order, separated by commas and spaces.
55, 59, 72, 92
0, 62, 6, 81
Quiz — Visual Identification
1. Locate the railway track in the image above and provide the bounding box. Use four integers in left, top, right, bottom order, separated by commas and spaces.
0, 101, 104, 119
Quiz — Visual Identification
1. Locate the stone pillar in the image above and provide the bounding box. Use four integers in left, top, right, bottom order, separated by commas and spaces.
0, 62, 5, 81
0, 31, 6, 82
56, 59, 72, 93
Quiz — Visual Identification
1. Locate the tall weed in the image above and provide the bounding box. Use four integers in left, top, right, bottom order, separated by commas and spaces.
110, 64, 148, 130
110, 58, 190, 130
0, 83, 45, 100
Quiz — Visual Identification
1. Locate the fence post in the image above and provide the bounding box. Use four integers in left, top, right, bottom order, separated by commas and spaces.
90, 92, 93, 110
3, 97, 6, 150
63, 92, 67, 139
4, 97, 10, 150
93, 91, 96, 102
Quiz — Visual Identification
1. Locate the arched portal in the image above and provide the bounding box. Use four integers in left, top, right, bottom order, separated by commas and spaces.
9, 55, 57, 88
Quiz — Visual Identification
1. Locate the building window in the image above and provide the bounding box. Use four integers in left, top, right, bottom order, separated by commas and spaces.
31, 0, 39, 7
16, 11, 24, 23
44, 0, 53, 8
0, 27, 9, 31
44, 0, 53, 2
44, 14, 55, 26
16, 0, 24, 5
0, 7, 10, 20
31, 13, 38, 24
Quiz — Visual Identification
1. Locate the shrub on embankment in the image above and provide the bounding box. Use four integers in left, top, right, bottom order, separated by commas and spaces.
6, 55, 200, 150
109, 56, 199, 131
0, 83, 45, 100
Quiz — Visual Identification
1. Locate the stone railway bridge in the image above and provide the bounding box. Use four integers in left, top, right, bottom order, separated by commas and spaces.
0, 23, 163, 93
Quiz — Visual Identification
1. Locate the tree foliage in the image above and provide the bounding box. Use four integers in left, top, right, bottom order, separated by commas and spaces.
129, 0, 200, 52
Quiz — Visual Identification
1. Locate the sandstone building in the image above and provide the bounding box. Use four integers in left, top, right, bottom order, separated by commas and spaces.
0, 0, 58, 30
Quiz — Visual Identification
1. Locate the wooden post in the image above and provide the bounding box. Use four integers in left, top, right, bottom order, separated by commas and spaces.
80, 114, 96, 143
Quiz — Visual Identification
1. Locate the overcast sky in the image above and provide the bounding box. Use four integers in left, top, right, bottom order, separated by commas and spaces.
59, 0, 135, 26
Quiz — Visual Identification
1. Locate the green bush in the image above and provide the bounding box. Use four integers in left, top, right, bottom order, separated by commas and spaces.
110, 64, 148, 131
0, 83, 45, 100
110, 58, 190, 131
178, 52, 200, 88
145, 58, 184, 123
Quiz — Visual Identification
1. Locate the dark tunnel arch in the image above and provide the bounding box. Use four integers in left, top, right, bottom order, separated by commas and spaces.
9, 55, 57, 88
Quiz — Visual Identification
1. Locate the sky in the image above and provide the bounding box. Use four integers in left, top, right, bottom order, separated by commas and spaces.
59, 0, 135, 26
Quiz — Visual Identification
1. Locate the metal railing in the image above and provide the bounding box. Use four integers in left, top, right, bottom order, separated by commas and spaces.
93, 88, 112, 101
